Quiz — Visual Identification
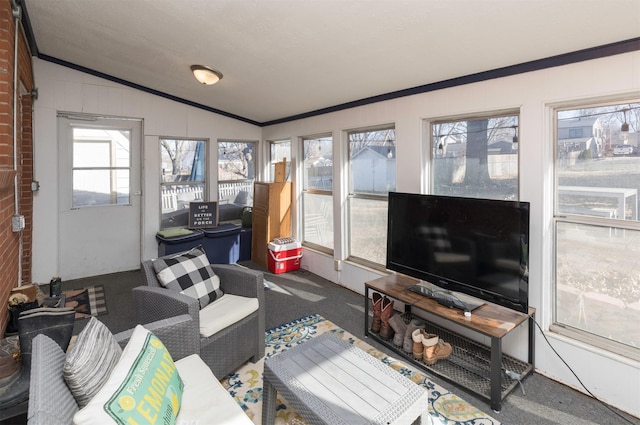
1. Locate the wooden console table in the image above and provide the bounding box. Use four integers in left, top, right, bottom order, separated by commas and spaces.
365, 274, 535, 412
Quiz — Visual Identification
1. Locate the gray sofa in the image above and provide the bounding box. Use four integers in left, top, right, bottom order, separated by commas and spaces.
135, 258, 265, 378
27, 315, 253, 425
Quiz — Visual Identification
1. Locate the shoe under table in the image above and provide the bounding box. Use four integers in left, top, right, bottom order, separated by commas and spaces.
262, 333, 431, 425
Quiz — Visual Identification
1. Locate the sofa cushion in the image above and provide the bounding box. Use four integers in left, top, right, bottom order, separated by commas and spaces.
174, 354, 253, 425
199, 294, 259, 338
63, 317, 122, 408
73, 325, 184, 425
153, 245, 224, 309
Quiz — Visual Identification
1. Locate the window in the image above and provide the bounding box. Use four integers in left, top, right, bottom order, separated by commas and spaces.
302, 134, 333, 250
553, 100, 640, 360
430, 113, 519, 200
348, 126, 396, 266
72, 127, 131, 208
568, 128, 584, 138
217, 140, 256, 206
160, 138, 206, 229
268, 139, 291, 181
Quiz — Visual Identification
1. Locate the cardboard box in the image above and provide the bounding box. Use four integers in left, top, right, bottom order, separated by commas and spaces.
10, 284, 37, 302
268, 239, 302, 274
274, 158, 287, 183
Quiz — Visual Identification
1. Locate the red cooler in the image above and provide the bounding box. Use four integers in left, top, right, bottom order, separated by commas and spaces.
268, 238, 302, 274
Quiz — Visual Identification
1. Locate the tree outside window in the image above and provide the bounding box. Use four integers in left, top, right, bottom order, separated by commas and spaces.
218, 141, 256, 206
160, 138, 206, 229
431, 114, 519, 200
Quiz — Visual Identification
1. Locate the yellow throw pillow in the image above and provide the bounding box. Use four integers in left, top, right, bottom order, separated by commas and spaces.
73, 325, 183, 425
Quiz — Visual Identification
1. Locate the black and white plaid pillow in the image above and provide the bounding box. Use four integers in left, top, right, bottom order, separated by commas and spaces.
152, 245, 224, 309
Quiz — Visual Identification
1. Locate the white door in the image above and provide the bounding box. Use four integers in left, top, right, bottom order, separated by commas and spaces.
57, 114, 142, 280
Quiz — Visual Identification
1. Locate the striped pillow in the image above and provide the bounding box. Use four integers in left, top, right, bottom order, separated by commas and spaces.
63, 317, 122, 408
72, 325, 183, 425
152, 245, 224, 309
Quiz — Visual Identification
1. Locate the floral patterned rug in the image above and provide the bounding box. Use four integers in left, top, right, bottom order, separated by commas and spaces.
221, 314, 500, 425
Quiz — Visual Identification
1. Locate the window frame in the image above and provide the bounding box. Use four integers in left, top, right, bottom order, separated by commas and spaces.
268, 138, 292, 182
216, 139, 257, 207
346, 124, 396, 268
159, 137, 208, 229
301, 133, 334, 253
71, 128, 132, 209
550, 98, 640, 361
428, 110, 520, 201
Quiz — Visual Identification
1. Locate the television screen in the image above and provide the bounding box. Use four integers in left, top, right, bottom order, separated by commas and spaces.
386, 192, 530, 313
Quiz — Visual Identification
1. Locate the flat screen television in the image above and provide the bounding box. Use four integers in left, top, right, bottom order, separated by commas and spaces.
386, 192, 530, 313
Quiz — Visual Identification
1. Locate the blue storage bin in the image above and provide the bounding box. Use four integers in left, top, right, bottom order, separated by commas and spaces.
201, 223, 241, 264
156, 229, 205, 257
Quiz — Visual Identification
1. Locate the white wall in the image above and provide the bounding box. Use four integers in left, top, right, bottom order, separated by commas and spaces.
263, 51, 640, 417
31, 58, 261, 283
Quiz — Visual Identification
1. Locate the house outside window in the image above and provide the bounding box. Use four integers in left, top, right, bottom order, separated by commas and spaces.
553, 100, 640, 361
348, 126, 396, 266
430, 113, 519, 200
160, 138, 207, 229
72, 128, 131, 208
302, 134, 333, 251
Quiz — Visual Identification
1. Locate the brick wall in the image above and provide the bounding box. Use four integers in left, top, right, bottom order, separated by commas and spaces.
0, 0, 35, 336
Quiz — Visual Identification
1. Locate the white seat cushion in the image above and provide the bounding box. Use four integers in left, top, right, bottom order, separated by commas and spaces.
199, 294, 259, 338
176, 354, 253, 425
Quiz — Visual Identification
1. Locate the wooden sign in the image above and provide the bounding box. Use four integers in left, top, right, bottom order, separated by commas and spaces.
188, 201, 218, 229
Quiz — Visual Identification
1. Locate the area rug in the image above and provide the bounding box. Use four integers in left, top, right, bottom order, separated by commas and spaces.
221, 313, 500, 425
62, 286, 108, 319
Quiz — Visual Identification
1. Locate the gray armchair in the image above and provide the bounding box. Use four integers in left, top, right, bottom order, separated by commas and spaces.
28, 315, 210, 425
135, 255, 265, 378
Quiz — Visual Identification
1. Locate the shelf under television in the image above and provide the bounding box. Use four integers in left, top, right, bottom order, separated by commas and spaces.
367, 315, 533, 409
365, 273, 535, 412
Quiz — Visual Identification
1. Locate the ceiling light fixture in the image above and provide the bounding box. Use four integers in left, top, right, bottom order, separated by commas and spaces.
190, 65, 223, 85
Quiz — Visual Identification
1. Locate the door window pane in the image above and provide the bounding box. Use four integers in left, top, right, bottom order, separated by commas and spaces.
72, 128, 131, 208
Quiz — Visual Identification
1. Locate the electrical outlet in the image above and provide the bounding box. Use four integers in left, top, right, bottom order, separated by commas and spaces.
334, 260, 342, 271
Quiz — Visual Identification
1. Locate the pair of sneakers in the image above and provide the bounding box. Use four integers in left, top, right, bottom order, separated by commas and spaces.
411, 329, 453, 365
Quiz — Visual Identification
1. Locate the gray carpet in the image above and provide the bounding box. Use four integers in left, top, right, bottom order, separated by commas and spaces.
13, 263, 638, 425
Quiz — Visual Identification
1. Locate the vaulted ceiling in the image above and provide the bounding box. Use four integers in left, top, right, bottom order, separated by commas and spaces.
20, 0, 640, 125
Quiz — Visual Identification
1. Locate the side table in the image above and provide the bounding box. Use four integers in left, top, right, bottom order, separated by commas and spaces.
262, 333, 431, 425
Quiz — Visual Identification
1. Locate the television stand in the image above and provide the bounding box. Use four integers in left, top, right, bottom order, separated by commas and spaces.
365, 274, 535, 412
